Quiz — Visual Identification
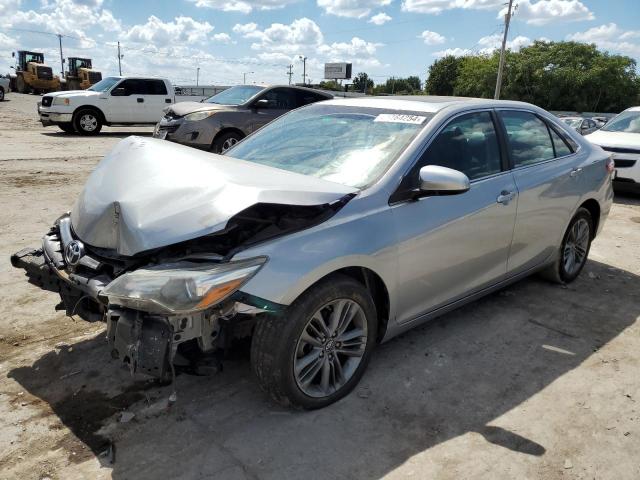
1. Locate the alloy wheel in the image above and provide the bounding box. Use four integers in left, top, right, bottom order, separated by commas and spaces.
221, 137, 238, 152
79, 113, 98, 132
563, 218, 590, 276
294, 299, 368, 398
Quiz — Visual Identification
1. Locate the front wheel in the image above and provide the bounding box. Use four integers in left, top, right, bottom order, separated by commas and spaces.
211, 131, 242, 153
251, 274, 377, 409
541, 207, 593, 283
73, 109, 102, 135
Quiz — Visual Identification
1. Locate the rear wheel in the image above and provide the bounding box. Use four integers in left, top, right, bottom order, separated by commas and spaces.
58, 123, 75, 134
251, 274, 377, 409
0, 88, 4, 101
541, 207, 593, 284
16, 76, 29, 94
211, 131, 242, 153
73, 109, 102, 135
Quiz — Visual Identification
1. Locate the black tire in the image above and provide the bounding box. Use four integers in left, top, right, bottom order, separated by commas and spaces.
16, 76, 29, 94
58, 123, 75, 134
541, 207, 593, 284
73, 108, 102, 135
0, 88, 4, 101
211, 131, 243, 153
251, 274, 378, 409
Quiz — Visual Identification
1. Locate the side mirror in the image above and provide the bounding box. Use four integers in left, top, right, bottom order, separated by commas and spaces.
419, 165, 470, 194
111, 87, 127, 96
253, 98, 269, 109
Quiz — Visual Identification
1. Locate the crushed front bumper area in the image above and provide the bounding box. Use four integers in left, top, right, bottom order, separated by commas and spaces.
11, 217, 285, 381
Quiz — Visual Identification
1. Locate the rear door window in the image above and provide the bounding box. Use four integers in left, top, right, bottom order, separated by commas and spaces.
142, 80, 168, 95
259, 88, 297, 109
499, 111, 555, 167
548, 126, 574, 157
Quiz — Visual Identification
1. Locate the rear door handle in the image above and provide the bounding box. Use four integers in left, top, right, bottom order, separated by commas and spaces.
165, 98, 172, 103
570, 167, 583, 177
497, 191, 515, 204
137, 98, 144, 103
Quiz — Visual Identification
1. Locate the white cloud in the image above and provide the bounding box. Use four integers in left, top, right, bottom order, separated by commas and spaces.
567, 23, 640, 58
317, 0, 392, 18
189, 0, 298, 13
232, 22, 260, 37
212, 33, 233, 43
477, 33, 532, 52
402, 0, 594, 25
420, 30, 446, 45
401, 0, 501, 14
507, 0, 594, 25
123, 16, 214, 46
244, 18, 325, 54
433, 47, 473, 57
369, 12, 392, 25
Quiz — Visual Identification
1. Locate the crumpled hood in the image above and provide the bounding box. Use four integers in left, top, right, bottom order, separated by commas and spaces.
71, 136, 356, 256
168, 102, 233, 117
585, 130, 640, 149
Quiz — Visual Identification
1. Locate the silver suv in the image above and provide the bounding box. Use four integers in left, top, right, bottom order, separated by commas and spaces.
12, 96, 614, 409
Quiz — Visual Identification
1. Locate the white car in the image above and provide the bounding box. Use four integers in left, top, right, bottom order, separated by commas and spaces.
37, 76, 175, 135
561, 116, 598, 135
586, 107, 640, 189
0, 75, 9, 101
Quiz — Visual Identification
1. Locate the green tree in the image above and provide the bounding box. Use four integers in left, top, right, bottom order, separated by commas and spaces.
425, 55, 462, 95
352, 72, 374, 93
433, 40, 640, 112
318, 80, 343, 92
374, 76, 423, 95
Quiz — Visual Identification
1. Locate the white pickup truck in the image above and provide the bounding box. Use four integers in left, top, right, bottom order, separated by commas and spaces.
38, 76, 174, 135
0, 75, 9, 101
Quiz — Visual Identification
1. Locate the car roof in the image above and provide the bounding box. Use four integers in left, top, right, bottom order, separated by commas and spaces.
625, 106, 640, 112
320, 95, 536, 113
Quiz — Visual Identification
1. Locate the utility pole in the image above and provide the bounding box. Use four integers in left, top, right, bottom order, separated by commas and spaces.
243, 71, 254, 84
494, 0, 514, 100
299, 55, 307, 85
197, 67, 200, 86
117, 41, 123, 76
286, 64, 293, 85
57, 34, 64, 78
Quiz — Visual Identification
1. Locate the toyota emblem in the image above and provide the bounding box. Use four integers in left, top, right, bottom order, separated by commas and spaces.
64, 240, 85, 266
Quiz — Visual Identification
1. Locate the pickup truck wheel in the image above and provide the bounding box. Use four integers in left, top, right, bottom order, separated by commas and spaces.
541, 207, 593, 284
73, 109, 102, 135
211, 131, 242, 153
251, 274, 377, 409
58, 123, 75, 134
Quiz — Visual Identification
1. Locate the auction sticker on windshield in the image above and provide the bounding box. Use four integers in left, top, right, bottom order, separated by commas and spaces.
374, 114, 427, 124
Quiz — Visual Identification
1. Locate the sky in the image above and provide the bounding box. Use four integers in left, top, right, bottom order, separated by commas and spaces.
0, 0, 639, 87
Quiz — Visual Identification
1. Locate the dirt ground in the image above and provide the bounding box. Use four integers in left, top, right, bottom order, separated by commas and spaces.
0, 92, 639, 480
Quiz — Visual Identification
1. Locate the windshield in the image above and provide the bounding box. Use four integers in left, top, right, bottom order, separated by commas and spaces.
602, 111, 640, 134
88, 77, 120, 92
205, 85, 264, 105
562, 118, 582, 128
226, 104, 431, 188
26, 53, 44, 63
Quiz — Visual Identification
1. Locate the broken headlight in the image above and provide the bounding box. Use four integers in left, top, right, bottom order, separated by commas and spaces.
184, 111, 216, 122
103, 257, 266, 314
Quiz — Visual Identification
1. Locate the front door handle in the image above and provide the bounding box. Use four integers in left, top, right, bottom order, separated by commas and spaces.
570, 167, 583, 177
497, 191, 515, 204
137, 98, 144, 103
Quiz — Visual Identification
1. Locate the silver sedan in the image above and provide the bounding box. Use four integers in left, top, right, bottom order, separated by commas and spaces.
12, 96, 614, 409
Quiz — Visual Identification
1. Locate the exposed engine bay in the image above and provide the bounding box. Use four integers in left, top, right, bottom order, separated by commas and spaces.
11, 195, 352, 380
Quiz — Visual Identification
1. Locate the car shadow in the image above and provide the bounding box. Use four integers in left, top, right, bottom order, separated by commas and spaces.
41, 131, 154, 139
613, 189, 640, 205
7, 259, 639, 479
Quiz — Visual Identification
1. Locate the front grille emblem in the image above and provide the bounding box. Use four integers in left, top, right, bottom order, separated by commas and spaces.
64, 240, 85, 266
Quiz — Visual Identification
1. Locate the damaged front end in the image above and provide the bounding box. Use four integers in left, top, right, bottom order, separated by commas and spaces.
11, 137, 356, 381
10, 195, 349, 380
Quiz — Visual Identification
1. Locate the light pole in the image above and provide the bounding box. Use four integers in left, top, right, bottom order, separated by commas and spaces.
243, 71, 254, 84
196, 67, 200, 86
298, 55, 307, 85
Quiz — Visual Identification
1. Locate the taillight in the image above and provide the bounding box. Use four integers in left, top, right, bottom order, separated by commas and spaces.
605, 156, 615, 174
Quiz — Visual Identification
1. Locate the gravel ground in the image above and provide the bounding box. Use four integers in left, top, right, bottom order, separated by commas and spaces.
0, 93, 639, 480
